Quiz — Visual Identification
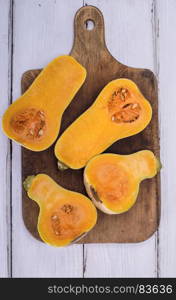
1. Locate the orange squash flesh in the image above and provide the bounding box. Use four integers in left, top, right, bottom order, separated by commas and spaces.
84, 150, 160, 214
55, 79, 152, 169
2, 55, 86, 151
23, 174, 97, 246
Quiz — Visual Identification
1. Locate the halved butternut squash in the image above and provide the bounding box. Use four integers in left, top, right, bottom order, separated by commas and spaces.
2, 55, 86, 151
23, 174, 97, 246
55, 79, 152, 169
84, 150, 160, 214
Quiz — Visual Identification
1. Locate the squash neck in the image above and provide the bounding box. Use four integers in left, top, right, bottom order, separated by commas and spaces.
128, 151, 158, 180
24, 174, 65, 205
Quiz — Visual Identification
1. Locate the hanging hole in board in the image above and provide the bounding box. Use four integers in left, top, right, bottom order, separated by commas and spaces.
85, 19, 95, 30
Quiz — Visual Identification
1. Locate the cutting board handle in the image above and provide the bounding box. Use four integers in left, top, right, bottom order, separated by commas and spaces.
71, 5, 108, 56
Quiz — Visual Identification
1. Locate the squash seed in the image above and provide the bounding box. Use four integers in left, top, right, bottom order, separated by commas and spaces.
38, 129, 43, 136
51, 215, 58, 221
29, 129, 34, 135
132, 103, 138, 109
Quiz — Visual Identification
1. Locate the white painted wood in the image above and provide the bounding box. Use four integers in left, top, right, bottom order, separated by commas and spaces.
84, 236, 157, 278
12, 0, 84, 278
83, 0, 157, 278
0, 0, 11, 278
157, 0, 176, 277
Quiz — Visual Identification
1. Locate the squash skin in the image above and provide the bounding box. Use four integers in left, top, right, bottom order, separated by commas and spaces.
23, 174, 97, 247
2, 55, 86, 151
84, 150, 160, 215
55, 78, 152, 169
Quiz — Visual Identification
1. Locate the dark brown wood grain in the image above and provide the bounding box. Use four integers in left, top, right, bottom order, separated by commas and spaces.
22, 6, 160, 243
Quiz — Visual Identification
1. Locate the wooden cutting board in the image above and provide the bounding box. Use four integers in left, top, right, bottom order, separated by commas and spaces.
22, 6, 160, 243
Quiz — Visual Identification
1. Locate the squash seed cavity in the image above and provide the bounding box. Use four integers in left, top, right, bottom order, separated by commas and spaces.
61, 204, 74, 214
51, 204, 75, 237
108, 88, 141, 123
11, 108, 46, 140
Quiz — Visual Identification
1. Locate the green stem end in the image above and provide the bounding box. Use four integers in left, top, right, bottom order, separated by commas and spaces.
57, 160, 68, 171
23, 175, 35, 192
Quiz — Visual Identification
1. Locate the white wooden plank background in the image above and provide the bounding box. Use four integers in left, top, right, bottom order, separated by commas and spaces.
157, 0, 176, 277
0, 0, 11, 278
0, 0, 175, 278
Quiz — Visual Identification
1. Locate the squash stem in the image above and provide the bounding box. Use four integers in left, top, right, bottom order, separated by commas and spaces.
57, 160, 68, 171
23, 175, 35, 191
157, 159, 162, 172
